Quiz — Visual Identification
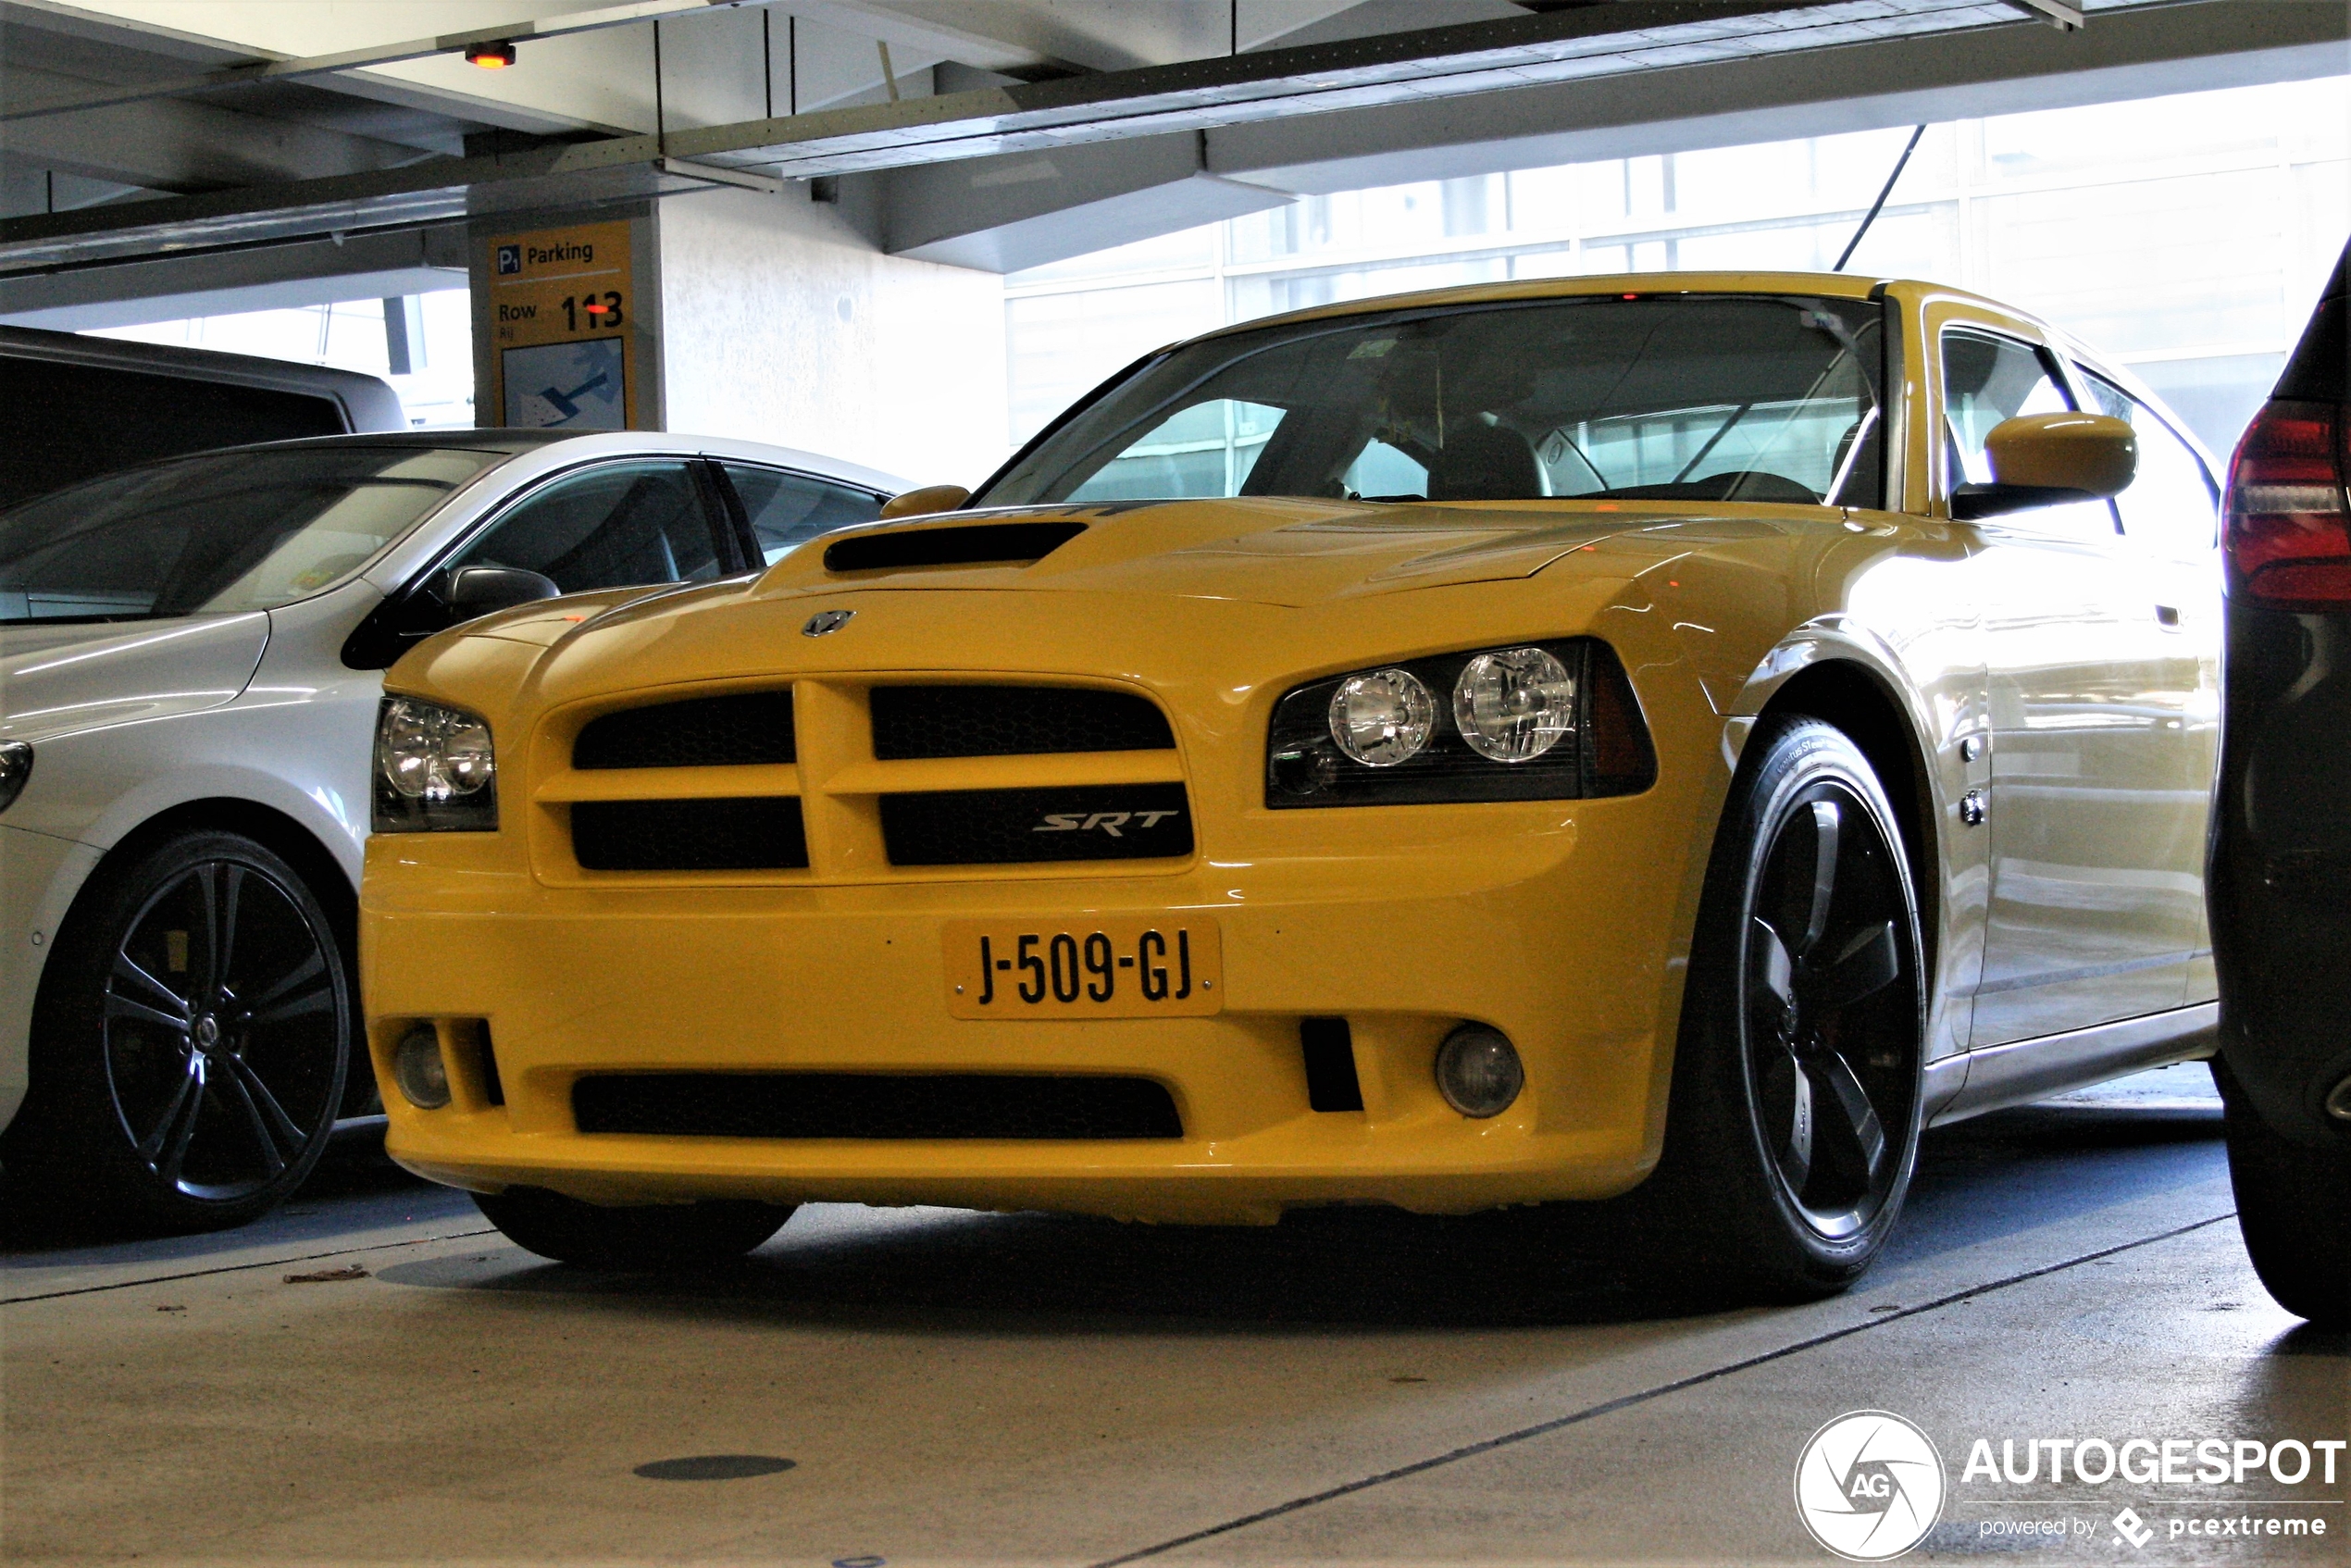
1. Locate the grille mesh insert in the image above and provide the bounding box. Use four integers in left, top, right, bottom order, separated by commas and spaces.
571, 797, 808, 871
573, 1072, 1183, 1139
574, 691, 795, 770
881, 784, 1190, 866
870, 685, 1174, 760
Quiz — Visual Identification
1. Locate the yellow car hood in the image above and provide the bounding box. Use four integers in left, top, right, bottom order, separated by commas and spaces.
751, 498, 1667, 607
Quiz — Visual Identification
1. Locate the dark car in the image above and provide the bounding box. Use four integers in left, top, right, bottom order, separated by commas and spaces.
2208, 242, 2351, 1328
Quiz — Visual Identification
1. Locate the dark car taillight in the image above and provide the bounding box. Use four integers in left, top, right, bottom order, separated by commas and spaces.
2225, 400, 2351, 608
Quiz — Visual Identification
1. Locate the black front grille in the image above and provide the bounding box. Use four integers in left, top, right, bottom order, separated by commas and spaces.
574, 691, 795, 770
880, 784, 1191, 866
573, 1072, 1183, 1139
571, 797, 808, 871
870, 685, 1174, 760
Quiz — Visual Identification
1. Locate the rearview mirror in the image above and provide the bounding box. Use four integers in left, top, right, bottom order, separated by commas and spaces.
1952, 413, 2136, 521
444, 565, 562, 619
879, 483, 972, 520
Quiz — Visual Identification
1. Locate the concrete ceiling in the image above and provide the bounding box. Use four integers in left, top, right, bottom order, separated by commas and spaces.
0, 0, 2342, 321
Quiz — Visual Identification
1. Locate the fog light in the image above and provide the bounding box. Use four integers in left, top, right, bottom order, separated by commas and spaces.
2327, 1073, 2351, 1123
1435, 1024, 1523, 1118
393, 1024, 451, 1110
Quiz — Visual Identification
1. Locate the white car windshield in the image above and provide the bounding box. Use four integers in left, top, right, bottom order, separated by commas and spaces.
976, 293, 1884, 511
0, 445, 506, 624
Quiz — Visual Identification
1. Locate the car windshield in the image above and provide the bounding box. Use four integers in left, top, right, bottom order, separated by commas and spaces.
976, 293, 1884, 511
0, 445, 506, 623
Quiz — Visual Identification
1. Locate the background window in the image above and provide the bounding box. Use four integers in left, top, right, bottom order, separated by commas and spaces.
723, 464, 882, 564
445, 460, 721, 592
2083, 377, 2220, 558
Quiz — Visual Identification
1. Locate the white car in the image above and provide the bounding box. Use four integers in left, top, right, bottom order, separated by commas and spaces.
0, 429, 903, 1229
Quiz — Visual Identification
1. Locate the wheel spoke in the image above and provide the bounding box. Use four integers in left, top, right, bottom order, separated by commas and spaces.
215, 1061, 293, 1176
151, 1064, 208, 1185
1750, 917, 1796, 1009
1803, 920, 1900, 1014
106, 992, 192, 1033
1784, 1058, 1815, 1191
1797, 800, 1841, 955
227, 1054, 308, 1153
191, 865, 221, 995
213, 865, 245, 992
111, 952, 191, 1018
132, 1059, 201, 1164
1817, 1049, 1889, 1184
247, 950, 329, 1021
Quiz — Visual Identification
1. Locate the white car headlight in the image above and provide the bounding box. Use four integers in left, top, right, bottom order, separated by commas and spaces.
373, 696, 497, 832
1326, 668, 1435, 767
0, 740, 31, 814
1451, 646, 1576, 763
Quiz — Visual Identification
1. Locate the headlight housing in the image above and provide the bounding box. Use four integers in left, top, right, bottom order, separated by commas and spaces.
0, 741, 31, 814
373, 696, 498, 832
1266, 638, 1654, 807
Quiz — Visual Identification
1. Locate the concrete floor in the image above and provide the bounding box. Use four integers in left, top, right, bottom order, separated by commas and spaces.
4, 1063, 2343, 1567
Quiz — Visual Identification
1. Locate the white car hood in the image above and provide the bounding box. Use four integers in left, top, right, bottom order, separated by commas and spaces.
0, 614, 269, 744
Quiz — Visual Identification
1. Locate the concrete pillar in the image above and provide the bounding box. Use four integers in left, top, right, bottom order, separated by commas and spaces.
655, 185, 1008, 488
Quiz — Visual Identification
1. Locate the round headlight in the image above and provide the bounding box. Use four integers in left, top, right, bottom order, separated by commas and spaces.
1435, 1024, 1524, 1118
1452, 647, 1576, 763
1328, 668, 1436, 767
378, 697, 495, 802
392, 1023, 451, 1110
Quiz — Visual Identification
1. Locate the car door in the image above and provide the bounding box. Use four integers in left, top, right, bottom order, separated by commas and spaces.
2075, 369, 2225, 1009
1943, 327, 2195, 1046
716, 462, 885, 565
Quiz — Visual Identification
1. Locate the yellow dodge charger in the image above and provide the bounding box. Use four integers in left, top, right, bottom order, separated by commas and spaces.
362, 271, 2223, 1298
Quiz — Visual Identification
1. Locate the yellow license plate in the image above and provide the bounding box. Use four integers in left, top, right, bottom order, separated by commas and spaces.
944, 917, 1222, 1019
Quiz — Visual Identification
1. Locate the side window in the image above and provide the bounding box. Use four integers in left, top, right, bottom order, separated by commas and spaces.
721, 463, 883, 565
2082, 376, 2220, 558
443, 460, 722, 592
1342, 438, 1429, 500
1941, 330, 2112, 541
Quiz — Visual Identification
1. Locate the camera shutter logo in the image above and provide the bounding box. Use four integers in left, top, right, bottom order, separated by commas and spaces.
1794, 1411, 1946, 1562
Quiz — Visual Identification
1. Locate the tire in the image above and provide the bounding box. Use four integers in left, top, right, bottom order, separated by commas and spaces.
1639, 716, 1928, 1300
5, 830, 352, 1232
2213, 1059, 2350, 1328
476, 1187, 796, 1267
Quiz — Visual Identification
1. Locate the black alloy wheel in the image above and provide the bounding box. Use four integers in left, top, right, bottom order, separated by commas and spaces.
1641, 717, 1926, 1300
6, 831, 350, 1231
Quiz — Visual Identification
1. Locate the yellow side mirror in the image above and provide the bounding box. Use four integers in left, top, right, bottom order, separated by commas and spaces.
1987, 412, 2137, 496
879, 484, 972, 520
1954, 413, 2136, 521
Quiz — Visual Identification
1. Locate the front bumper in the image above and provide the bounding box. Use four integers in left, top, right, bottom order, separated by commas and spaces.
364, 791, 1696, 1225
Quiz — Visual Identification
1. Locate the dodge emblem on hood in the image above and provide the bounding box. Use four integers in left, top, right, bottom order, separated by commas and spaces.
802, 609, 855, 637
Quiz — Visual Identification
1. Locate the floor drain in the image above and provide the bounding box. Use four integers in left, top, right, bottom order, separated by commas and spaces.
633, 1454, 796, 1481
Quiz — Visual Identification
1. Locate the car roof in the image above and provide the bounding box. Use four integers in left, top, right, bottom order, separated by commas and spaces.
1191, 269, 1901, 344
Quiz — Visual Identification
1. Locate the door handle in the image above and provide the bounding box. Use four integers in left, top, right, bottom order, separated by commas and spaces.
2154, 604, 2181, 628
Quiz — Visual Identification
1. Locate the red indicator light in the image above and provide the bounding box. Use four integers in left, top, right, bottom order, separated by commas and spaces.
585, 302, 609, 314
1621, 292, 1639, 301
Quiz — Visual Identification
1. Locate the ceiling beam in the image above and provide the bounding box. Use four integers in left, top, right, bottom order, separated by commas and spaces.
0, 0, 2242, 274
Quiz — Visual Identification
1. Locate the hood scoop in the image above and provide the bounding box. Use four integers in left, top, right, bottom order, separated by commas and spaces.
824, 520, 1087, 575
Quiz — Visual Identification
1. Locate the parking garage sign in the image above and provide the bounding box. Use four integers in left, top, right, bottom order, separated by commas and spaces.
485, 220, 640, 430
